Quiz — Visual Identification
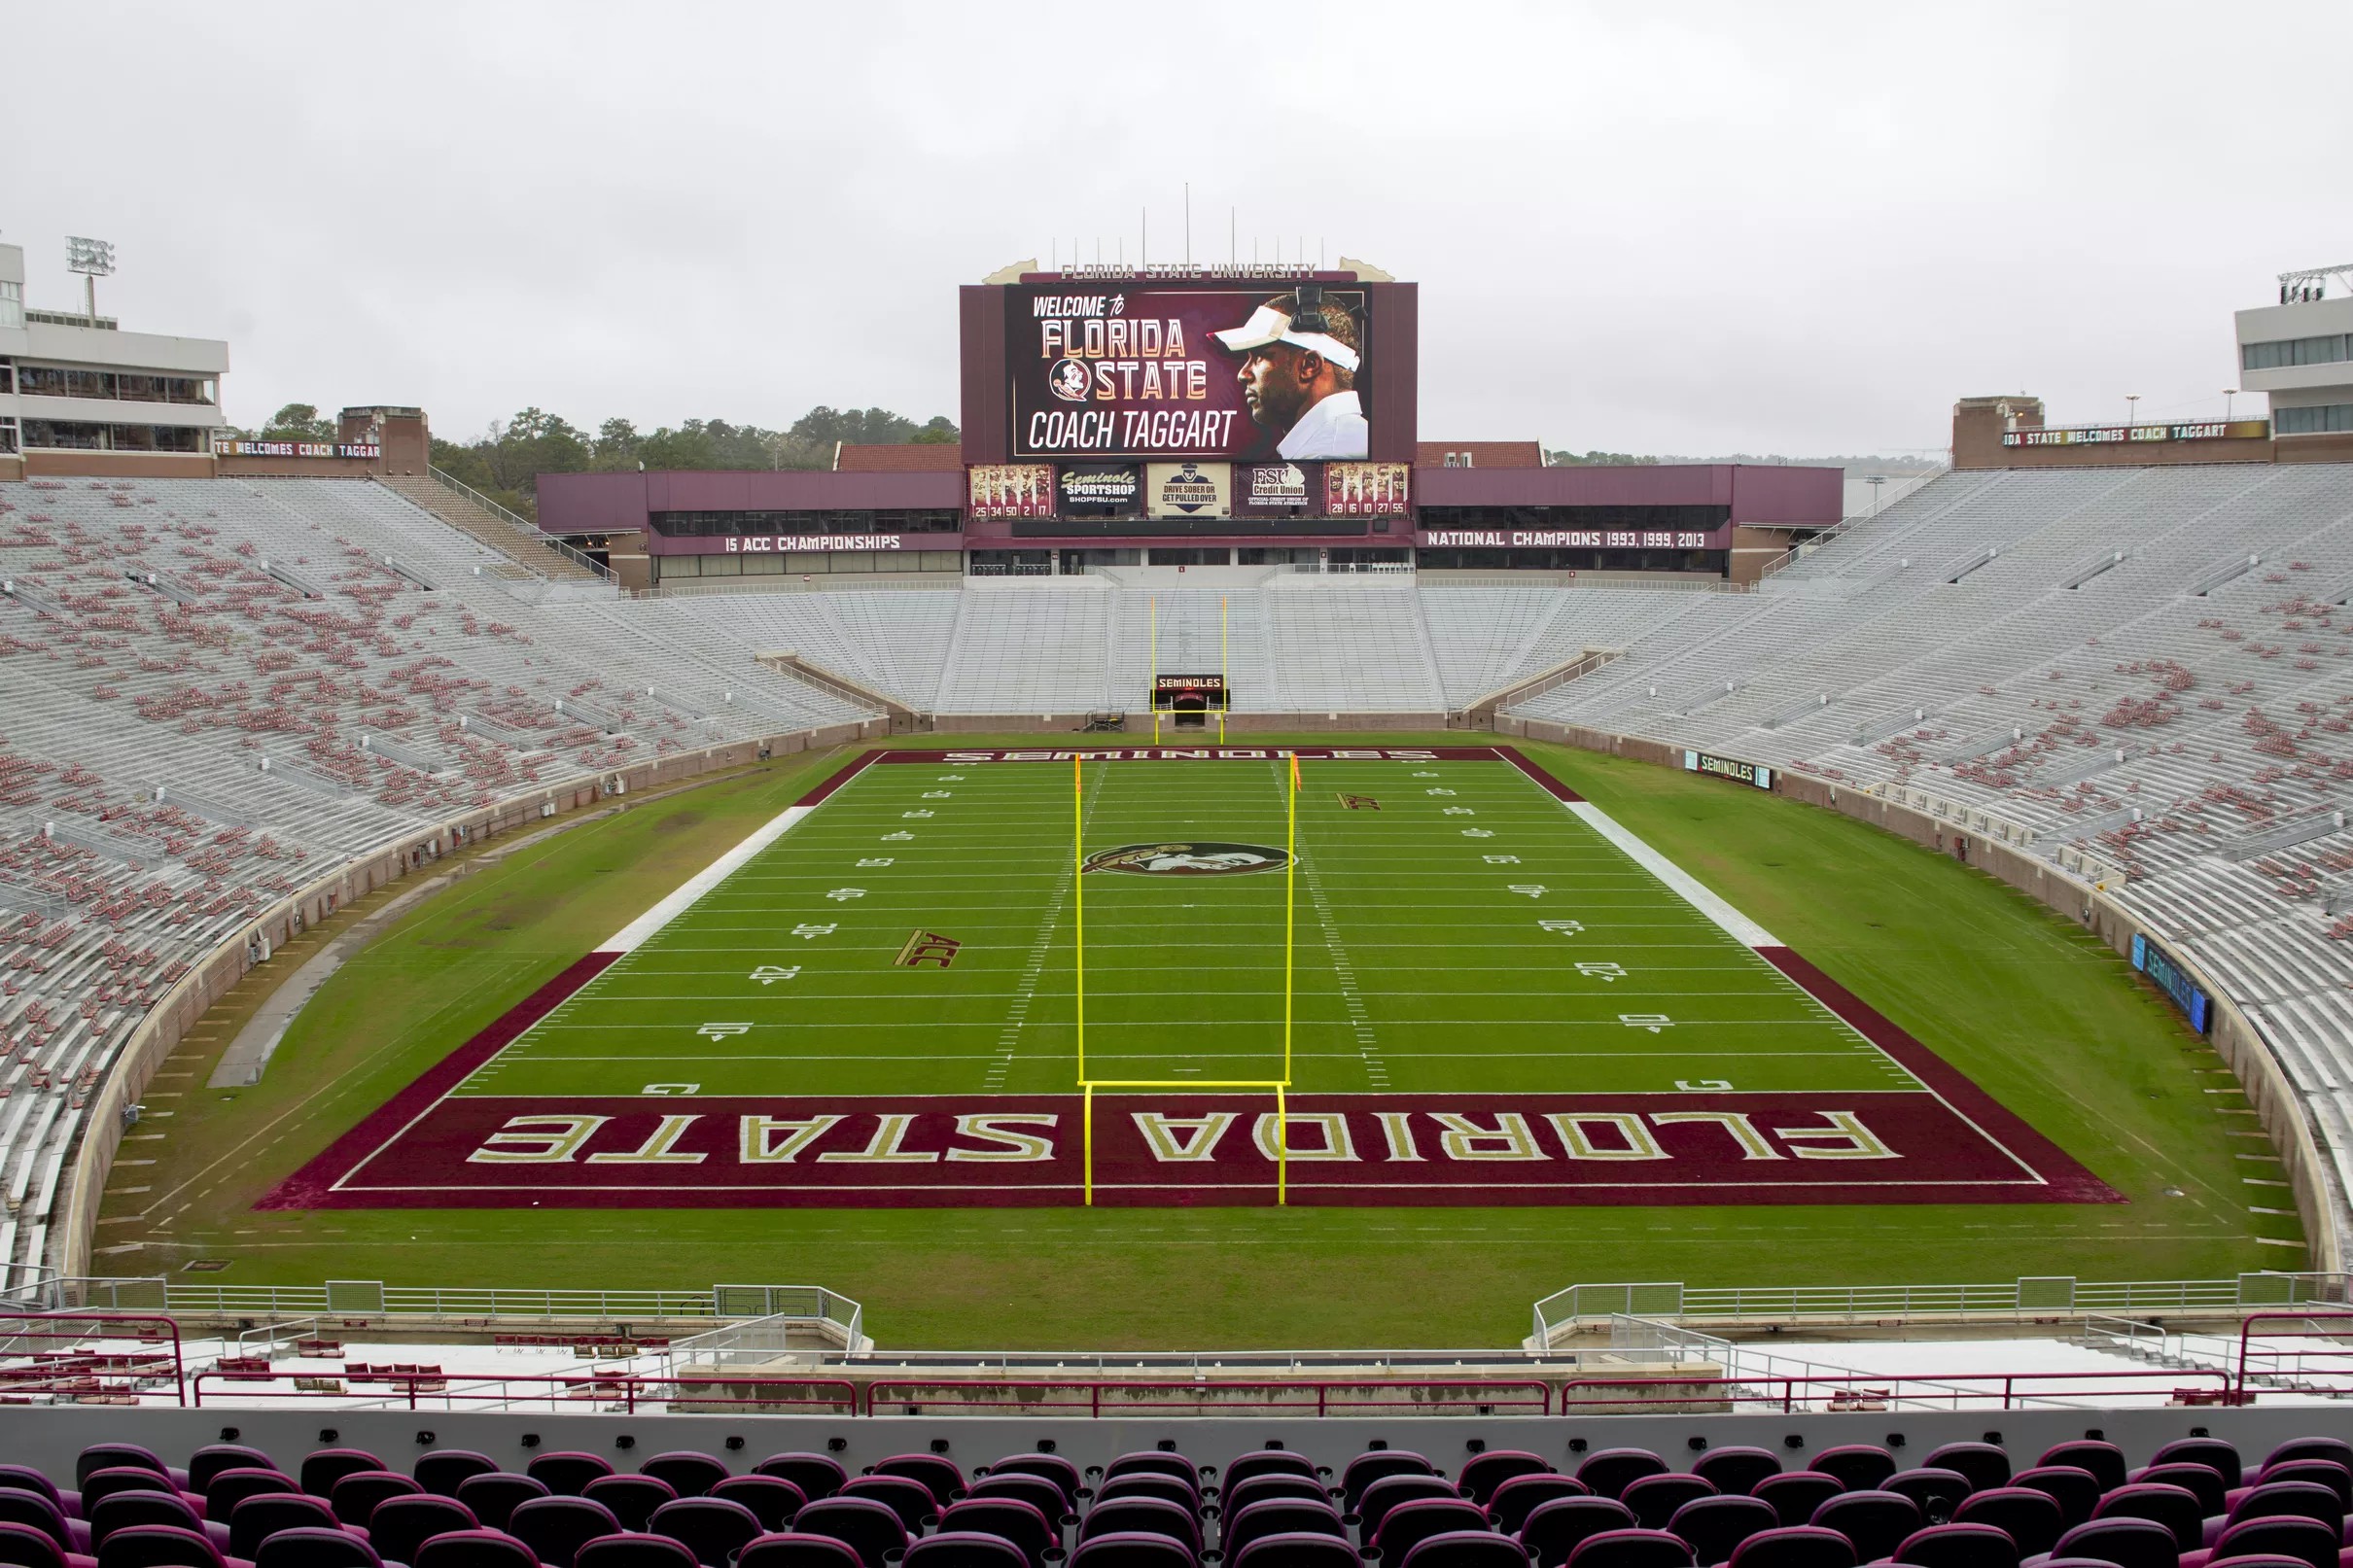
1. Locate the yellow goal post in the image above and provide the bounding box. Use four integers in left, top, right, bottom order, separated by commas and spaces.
1072, 749, 1302, 1204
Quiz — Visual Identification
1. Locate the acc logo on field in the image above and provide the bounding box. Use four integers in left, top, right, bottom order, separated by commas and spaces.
1082, 841, 1289, 876
1048, 358, 1092, 402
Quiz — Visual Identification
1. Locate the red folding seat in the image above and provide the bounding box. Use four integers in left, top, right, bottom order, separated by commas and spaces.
902, 1533, 1031, 1568
1724, 1527, 1853, 1568
790, 1499, 907, 1568
1230, 1536, 1360, 1568
1879, 1468, 1973, 1516
1687, 1451, 1778, 1500
1457, 1457, 1552, 1510
224, 1493, 338, 1562
1951, 1485, 2064, 1557
2009, 1466, 2101, 1528
735, 1534, 865, 1568
1664, 1495, 1772, 1566
455, 1478, 550, 1534
935, 1498, 1057, 1568
1747, 1475, 1838, 1530
0, 1522, 75, 1568
1065, 1533, 1196, 1568
639, 1457, 728, 1504
1518, 1498, 1633, 1568
754, 1460, 845, 1506
527, 1457, 614, 1500
711, 1478, 803, 1534
1920, 1444, 2010, 1495
1885, 1522, 2016, 1568
251, 1528, 378, 1568
414, 1456, 499, 1501
1219, 1456, 1320, 1501
1619, 1478, 1711, 1533
1345, 1457, 1439, 1516
650, 1497, 762, 1567
183, 1456, 271, 1508
90, 1525, 223, 1568
410, 1530, 544, 1568
1807, 1448, 1895, 1494
1224, 1500, 1345, 1564
1486, 1479, 1587, 1537
2040, 1441, 2127, 1494
299, 1454, 386, 1503
583, 1480, 674, 1534
368, 1497, 477, 1566
1396, 1534, 1527, 1568
576, 1537, 699, 1568
332, 1474, 421, 1531
1808, 1491, 1918, 1563
505, 1496, 620, 1568
2094, 1481, 2204, 1552
1092, 1479, 1198, 1519
1570, 1456, 1664, 1506
870, 1457, 966, 1510
1357, 1480, 1456, 1543
1561, 1529, 1692, 1567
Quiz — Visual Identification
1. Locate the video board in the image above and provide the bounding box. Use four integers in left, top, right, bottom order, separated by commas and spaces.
1008, 280, 1382, 463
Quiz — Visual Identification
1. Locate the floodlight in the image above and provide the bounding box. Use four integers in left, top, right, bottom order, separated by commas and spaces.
65, 236, 116, 277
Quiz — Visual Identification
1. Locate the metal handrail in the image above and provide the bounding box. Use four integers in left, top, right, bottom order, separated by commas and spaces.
860, 1378, 1552, 1417
192, 1369, 861, 1413
0, 1311, 186, 1405
425, 467, 615, 582
1535, 1273, 2353, 1342
1756, 467, 1949, 582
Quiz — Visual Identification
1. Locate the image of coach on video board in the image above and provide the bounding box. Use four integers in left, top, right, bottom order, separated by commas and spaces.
1212, 286, 1369, 461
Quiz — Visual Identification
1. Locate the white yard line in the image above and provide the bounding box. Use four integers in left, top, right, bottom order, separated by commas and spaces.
1561, 801, 1781, 949
600, 804, 817, 953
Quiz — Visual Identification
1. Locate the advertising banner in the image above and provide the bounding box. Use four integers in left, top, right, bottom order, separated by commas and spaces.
1145, 462, 1231, 519
1242, 463, 1314, 510
1417, 526, 1730, 550
1058, 463, 1141, 517
1009, 282, 1373, 462
1683, 749, 1773, 791
1323, 462, 1410, 517
2003, 419, 2269, 448
967, 464, 1054, 519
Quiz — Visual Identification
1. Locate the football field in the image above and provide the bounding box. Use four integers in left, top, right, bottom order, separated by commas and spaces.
269, 747, 2111, 1210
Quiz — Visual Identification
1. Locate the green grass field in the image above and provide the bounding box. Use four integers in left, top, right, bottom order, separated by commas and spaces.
99, 737, 2297, 1347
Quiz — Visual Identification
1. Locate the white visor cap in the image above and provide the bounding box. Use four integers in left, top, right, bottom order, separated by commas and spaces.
1211, 303, 1360, 373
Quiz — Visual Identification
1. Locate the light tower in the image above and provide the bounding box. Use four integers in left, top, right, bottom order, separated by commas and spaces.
65, 236, 116, 327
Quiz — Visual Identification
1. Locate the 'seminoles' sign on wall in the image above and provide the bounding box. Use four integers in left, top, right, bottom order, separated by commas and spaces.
1323, 462, 1409, 517
1152, 673, 1228, 711
2003, 420, 2269, 448
968, 464, 1054, 519
1684, 749, 1773, 790
2131, 931, 2213, 1033
1010, 283, 1374, 462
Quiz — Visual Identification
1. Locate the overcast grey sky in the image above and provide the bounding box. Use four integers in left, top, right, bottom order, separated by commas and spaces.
7, 2, 2342, 456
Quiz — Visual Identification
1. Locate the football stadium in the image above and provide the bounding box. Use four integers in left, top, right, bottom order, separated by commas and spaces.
8, 19, 2353, 1561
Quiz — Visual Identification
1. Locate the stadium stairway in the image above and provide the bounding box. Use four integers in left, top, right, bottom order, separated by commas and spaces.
374, 474, 607, 586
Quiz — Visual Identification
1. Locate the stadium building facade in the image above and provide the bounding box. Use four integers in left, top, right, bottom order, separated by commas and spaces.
533, 263, 1848, 589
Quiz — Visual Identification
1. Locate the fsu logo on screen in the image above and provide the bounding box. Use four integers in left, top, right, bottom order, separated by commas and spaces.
1082, 842, 1288, 876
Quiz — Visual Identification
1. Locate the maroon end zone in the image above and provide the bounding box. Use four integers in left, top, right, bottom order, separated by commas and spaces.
268, 1089, 2110, 1210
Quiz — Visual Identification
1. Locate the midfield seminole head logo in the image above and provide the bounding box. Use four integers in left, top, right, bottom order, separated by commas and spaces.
1083, 841, 1289, 876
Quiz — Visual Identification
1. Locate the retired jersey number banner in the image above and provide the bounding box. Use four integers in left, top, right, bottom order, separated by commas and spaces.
967, 464, 1054, 520
1010, 284, 1374, 463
